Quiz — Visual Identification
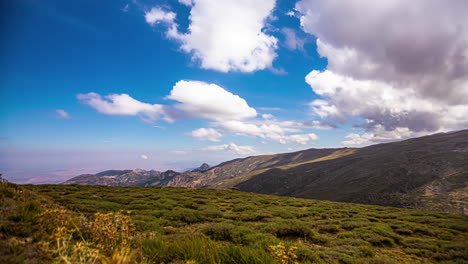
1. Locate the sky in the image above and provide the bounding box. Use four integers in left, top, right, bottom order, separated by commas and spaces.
1, 0, 467, 184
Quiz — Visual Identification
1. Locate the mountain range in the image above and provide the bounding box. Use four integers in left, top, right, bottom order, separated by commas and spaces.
64, 130, 468, 214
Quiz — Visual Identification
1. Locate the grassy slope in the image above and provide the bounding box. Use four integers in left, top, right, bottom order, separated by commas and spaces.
235, 131, 468, 214
14, 184, 467, 264
211, 149, 357, 189
0, 182, 53, 263
165, 148, 342, 188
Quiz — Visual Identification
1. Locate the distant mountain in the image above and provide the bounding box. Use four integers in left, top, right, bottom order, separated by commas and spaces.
63, 169, 179, 187
191, 163, 211, 172
63, 130, 468, 214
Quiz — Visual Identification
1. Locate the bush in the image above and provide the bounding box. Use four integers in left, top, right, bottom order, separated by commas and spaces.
90, 211, 136, 252
269, 242, 299, 264
202, 223, 253, 245
341, 220, 369, 230
262, 221, 328, 245
219, 244, 274, 264
317, 224, 340, 234
232, 205, 257, 212
360, 232, 395, 247
166, 208, 205, 223
142, 234, 275, 264
200, 206, 224, 219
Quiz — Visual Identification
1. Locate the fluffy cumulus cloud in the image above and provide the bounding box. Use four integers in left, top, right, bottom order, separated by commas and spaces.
190, 128, 223, 142
203, 142, 255, 156
167, 80, 257, 121
78, 80, 328, 147
77, 93, 169, 123
296, 0, 468, 145
144, 7, 176, 25
167, 80, 326, 145
145, 0, 278, 72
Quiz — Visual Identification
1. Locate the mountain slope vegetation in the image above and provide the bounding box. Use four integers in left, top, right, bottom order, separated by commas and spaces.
233, 131, 468, 214
3, 182, 467, 263
63, 130, 468, 214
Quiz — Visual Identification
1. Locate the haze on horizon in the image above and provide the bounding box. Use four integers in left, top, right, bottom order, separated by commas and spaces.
1, 0, 467, 184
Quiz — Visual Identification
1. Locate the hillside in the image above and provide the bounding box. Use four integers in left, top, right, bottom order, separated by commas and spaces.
232, 130, 468, 214
63, 130, 468, 214
3, 182, 467, 263
63, 148, 343, 188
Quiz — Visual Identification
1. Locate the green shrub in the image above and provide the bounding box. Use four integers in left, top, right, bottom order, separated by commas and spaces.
218, 244, 274, 264
202, 223, 253, 245
296, 246, 322, 263
14, 184, 468, 264
341, 220, 369, 230
200, 206, 224, 219
232, 205, 257, 212
360, 232, 395, 247
262, 221, 329, 245
231, 212, 272, 222
165, 208, 205, 223
317, 224, 340, 234
141, 235, 219, 264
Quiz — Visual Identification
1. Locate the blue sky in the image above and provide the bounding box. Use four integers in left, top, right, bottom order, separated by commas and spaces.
1, 0, 467, 183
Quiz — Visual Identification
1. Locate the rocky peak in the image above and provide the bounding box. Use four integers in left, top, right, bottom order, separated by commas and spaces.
191, 163, 211, 172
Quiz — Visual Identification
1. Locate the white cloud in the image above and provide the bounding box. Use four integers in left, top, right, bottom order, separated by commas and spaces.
306, 70, 444, 129
341, 126, 431, 146
55, 109, 70, 119
178, 0, 193, 6
167, 80, 257, 121
258, 107, 281, 111
146, 0, 278, 72
216, 120, 319, 145
285, 133, 319, 144
190, 128, 223, 142
140, 154, 149, 160
203, 142, 255, 156
144, 7, 176, 25
285, 11, 295, 17
78, 81, 327, 146
296, 0, 468, 143
77, 93, 168, 123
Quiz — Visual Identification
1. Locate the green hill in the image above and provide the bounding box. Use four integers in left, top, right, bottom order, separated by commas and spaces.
228, 130, 468, 214
2, 182, 467, 263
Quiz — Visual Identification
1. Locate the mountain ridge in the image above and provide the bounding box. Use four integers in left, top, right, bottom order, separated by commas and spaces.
63, 130, 468, 214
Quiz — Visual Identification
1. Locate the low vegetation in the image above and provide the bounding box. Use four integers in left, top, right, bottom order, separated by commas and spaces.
1, 182, 467, 263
